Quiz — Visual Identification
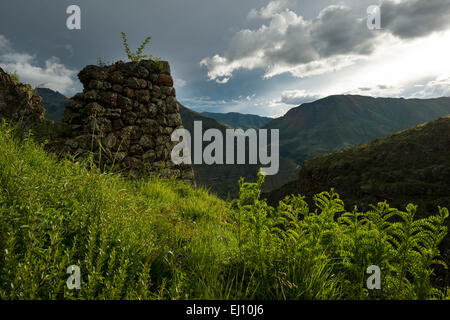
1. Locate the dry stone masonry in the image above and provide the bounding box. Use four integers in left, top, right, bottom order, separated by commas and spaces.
0, 67, 47, 127
61, 59, 194, 182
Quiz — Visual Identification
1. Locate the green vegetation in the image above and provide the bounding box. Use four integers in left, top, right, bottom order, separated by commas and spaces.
266, 115, 450, 288
0, 122, 228, 299
265, 95, 450, 165
0, 123, 448, 299
121, 32, 161, 64
9, 70, 20, 82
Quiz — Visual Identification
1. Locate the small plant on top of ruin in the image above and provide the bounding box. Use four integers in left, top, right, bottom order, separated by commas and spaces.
121, 32, 158, 62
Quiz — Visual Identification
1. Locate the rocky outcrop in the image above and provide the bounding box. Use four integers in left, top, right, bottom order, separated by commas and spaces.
61, 60, 194, 182
0, 67, 47, 127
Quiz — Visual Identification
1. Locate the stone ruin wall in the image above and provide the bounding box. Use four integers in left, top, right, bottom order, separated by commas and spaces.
0, 61, 194, 183
0, 67, 48, 127
61, 59, 194, 182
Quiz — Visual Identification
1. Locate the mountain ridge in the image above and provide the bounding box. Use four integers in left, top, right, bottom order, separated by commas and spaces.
264, 94, 450, 165
36, 89, 450, 201
265, 114, 450, 218
202, 111, 272, 129
35, 88, 70, 123
179, 103, 299, 198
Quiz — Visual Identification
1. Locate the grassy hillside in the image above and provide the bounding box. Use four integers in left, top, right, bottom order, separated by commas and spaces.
267, 115, 450, 216
202, 111, 272, 129
0, 123, 232, 299
264, 95, 450, 165
265, 115, 450, 287
0, 123, 449, 299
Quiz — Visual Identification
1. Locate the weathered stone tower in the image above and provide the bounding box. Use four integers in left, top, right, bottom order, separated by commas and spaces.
61, 59, 194, 182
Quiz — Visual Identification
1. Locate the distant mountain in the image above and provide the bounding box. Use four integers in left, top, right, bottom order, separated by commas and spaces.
179, 104, 299, 198
36, 88, 70, 123
264, 95, 450, 165
40, 91, 450, 202
266, 115, 450, 212
179, 104, 231, 132
264, 115, 450, 284
202, 111, 272, 129
35, 90, 298, 198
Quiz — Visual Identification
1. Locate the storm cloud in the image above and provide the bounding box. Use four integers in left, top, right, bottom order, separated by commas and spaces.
201, 2, 376, 83
201, 0, 450, 83
381, 0, 450, 39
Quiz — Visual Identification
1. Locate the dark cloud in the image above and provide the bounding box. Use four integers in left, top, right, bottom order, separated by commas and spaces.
310, 5, 375, 57
0, 0, 268, 88
1, 0, 450, 116
201, 3, 378, 82
202, 0, 450, 83
381, 0, 450, 39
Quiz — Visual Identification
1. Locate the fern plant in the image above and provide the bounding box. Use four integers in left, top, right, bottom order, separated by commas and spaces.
228, 171, 449, 300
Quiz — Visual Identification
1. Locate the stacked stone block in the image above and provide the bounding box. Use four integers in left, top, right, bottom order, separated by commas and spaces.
0, 67, 47, 127
62, 60, 194, 182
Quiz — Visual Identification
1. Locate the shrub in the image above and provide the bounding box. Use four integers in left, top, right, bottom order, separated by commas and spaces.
228, 173, 449, 299
121, 32, 158, 62
10, 71, 20, 82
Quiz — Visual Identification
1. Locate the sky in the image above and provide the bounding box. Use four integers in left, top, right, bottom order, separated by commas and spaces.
1, 0, 450, 117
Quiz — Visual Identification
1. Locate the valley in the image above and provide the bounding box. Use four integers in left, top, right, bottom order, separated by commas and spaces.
37, 89, 450, 202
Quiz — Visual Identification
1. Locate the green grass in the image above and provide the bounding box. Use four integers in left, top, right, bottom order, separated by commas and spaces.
0, 123, 231, 299
0, 123, 448, 300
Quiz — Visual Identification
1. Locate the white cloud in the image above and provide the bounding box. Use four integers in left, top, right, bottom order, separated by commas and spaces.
279, 89, 320, 105
0, 34, 78, 95
265, 55, 362, 79
201, 0, 450, 84
180, 92, 294, 118
174, 78, 187, 88
201, 1, 375, 83
410, 75, 450, 98
248, 0, 291, 19
317, 29, 450, 98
